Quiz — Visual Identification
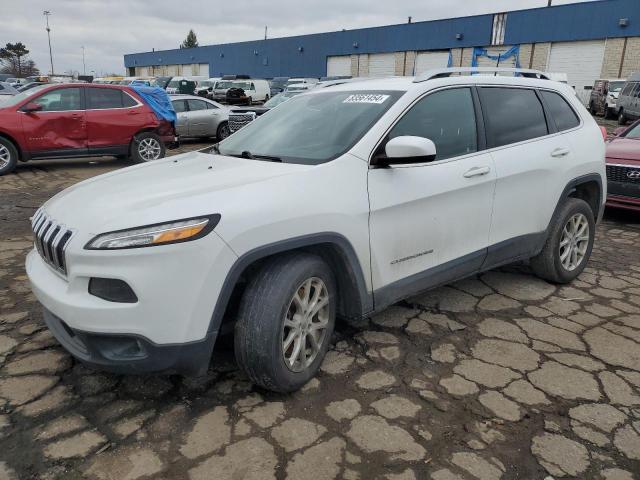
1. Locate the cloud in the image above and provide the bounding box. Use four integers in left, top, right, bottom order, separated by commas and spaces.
3, 0, 596, 75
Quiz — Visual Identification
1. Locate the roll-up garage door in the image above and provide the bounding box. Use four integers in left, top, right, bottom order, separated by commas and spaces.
547, 40, 605, 106
181, 64, 193, 76
414, 51, 450, 75
368, 53, 396, 77
327, 56, 351, 77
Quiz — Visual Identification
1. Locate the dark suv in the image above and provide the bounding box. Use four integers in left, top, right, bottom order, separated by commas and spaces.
0, 83, 176, 175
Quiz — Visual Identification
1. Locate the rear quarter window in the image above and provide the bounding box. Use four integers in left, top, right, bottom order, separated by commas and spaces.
540, 90, 580, 132
479, 87, 549, 148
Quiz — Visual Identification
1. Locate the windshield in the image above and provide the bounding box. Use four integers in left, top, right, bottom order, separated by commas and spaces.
270, 78, 288, 88
0, 85, 48, 107
167, 80, 181, 88
199, 80, 215, 88
232, 82, 251, 90
215, 81, 233, 90
624, 123, 640, 139
217, 90, 402, 165
286, 79, 305, 86
610, 81, 625, 93
263, 91, 300, 108
287, 85, 307, 91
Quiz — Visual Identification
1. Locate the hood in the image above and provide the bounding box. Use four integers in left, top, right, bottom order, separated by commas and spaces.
606, 137, 640, 162
44, 152, 312, 236
609, 92, 620, 99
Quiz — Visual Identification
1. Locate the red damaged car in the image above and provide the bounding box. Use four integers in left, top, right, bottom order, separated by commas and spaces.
606, 121, 640, 212
0, 83, 176, 175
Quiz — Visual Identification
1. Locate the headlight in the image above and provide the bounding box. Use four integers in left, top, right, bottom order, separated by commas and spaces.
85, 215, 220, 250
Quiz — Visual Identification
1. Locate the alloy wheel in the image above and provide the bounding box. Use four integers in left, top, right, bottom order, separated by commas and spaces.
281, 277, 330, 372
219, 124, 230, 139
559, 213, 590, 271
138, 138, 162, 161
0, 144, 10, 169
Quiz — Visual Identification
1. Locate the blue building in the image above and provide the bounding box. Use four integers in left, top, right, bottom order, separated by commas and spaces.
125, 0, 640, 104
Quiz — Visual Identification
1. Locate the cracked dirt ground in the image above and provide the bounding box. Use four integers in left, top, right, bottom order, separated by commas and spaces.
0, 144, 639, 479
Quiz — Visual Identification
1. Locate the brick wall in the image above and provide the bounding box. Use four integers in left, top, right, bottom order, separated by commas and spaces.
404, 51, 417, 75
530, 42, 551, 71
357, 54, 369, 77
620, 37, 640, 78
601, 38, 625, 78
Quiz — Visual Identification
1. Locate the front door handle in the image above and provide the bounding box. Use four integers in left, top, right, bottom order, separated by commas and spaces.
463, 166, 491, 178
551, 147, 571, 158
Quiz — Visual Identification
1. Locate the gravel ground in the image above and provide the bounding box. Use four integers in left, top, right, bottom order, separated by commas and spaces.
0, 124, 639, 479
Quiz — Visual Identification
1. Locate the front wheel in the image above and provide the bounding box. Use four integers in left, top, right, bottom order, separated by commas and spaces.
530, 198, 595, 284
130, 132, 165, 163
234, 253, 336, 393
618, 110, 627, 126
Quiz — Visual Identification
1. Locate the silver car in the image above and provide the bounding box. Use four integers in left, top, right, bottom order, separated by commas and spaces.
170, 94, 231, 140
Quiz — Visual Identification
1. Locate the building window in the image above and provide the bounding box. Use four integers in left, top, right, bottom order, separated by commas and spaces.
491, 13, 508, 46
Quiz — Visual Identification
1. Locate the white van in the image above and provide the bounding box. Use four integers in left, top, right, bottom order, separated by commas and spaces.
226, 79, 271, 104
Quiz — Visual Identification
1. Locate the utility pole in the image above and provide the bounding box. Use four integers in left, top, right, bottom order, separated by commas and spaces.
264, 26, 268, 40
43, 11, 54, 75
81, 46, 86, 75
547, 0, 552, 6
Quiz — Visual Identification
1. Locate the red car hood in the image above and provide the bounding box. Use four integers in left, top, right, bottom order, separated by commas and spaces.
606, 137, 640, 163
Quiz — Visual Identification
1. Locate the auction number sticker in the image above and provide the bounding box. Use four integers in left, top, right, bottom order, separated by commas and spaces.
343, 94, 390, 104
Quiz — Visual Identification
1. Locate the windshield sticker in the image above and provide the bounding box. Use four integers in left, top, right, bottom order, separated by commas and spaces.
343, 94, 390, 104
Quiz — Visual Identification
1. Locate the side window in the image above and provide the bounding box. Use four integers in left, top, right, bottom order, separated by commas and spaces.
630, 83, 640, 98
621, 83, 634, 96
388, 87, 478, 161
635, 84, 640, 99
122, 92, 138, 107
187, 99, 208, 111
479, 87, 548, 148
34, 88, 81, 112
172, 100, 187, 113
250, 83, 256, 90
206, 102, 218, 110
87, 88, 123, 109
540, 90, 580, 132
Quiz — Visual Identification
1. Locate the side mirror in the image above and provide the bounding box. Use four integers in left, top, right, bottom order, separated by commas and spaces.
380, 136, 437, 166
613, 126, 627, 137
23, 102, 43, 113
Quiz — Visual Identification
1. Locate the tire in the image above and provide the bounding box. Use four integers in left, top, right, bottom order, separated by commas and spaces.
216, 121, 230, 140
129, 132, 165, 163
604, 105, 612, 120
235, 253, 337, 393
530, 197, 595, 284
588, 101, 596, 115
0, 137, 18, 176
618, 110, 627, 126
246, 96, 253, 106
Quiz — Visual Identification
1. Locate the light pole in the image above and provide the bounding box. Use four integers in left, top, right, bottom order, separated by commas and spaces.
81, 46, 86, 75
43, 11, 54, 75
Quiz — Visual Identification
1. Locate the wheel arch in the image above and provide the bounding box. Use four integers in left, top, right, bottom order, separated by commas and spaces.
207, 233, 373, 335
555, 174, 603, 223
0, 131, 24, 161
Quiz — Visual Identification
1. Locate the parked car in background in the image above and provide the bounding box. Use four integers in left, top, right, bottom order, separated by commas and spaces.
285, 77, 318, 88
17, 82, 47, 93
589, 79, 626, 118
0, 82, 18, 97
170, 94, 230, 140
285, 83, 312, 93
616, 73, 640, 125
211, 79, 234, 102
151, 76, 172, 89
7, 78, 27, 88
269, 76, 289, 96
605, 120, 640, 211
228, 90, 301, 133
194, 78, 220, 98
166, 76, 208, 94
0, 83, 177, 175
225, 79, 270, 105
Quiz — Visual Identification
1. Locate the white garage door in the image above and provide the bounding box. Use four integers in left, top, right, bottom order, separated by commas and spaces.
181, 64, 193, 76
414, 51, 450, 75
167, 65, 179, 76
547, 40, 605, 105
368, 53, 396, 77
327, 56, 351, 77
475, 46, 518, 70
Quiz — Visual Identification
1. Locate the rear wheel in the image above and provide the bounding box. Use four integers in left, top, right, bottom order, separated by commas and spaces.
530, 198, 595, 284
130, 132, 165, 163
216, 121, 230, 140
0, 137, 18, 176
234, 253, 336, 392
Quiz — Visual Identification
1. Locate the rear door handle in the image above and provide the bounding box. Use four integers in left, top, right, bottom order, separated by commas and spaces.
551, 147, 571, 158
463, 166, 491, 178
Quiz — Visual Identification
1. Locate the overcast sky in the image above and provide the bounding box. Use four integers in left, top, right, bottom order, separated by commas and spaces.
3, 0, 598, 76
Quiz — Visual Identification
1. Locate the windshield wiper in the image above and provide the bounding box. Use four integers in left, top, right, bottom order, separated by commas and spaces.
239, 150, 282, 162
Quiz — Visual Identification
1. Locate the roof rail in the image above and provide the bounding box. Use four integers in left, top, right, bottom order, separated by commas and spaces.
414, 67, 551, 83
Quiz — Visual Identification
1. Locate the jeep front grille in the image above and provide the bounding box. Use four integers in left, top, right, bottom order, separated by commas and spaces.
31, 209, 74, 275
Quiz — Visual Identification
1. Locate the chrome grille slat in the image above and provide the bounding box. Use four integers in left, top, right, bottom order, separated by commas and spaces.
31, 210, 73, 275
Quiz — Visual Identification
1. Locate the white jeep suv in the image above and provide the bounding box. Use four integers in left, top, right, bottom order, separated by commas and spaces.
27, 68, 606, 392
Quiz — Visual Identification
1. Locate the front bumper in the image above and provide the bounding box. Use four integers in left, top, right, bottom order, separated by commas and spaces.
606, 193, 640, 212
43, 307, 216, 375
